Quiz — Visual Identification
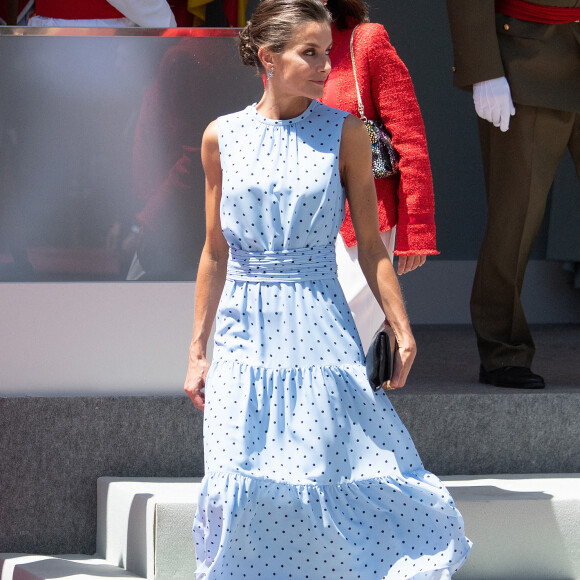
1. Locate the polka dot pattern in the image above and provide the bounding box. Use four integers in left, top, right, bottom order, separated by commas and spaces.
218, 101, 346, 252
193, 101, 471, 579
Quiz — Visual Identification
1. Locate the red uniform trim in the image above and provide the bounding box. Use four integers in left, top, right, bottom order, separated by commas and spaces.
35, 0, 124, 20
496, 0, 580, 24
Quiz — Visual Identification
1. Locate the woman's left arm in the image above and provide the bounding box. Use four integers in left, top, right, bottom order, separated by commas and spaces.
340, 115, 416, 388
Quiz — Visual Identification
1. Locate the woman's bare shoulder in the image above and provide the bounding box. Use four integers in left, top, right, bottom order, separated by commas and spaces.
203, 119, 219, 139
341, 113, 367, 138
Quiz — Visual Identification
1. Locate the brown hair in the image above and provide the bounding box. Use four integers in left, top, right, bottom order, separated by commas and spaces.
325, 0, 369, 30
239, 0, 332, 73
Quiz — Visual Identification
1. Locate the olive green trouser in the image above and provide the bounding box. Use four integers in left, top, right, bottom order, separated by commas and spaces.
472, 103, 580, 371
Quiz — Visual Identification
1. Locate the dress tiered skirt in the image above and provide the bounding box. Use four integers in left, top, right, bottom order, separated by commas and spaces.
194, 245, 471, 579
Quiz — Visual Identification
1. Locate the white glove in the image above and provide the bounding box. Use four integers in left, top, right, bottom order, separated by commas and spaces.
473, 76, 516, 132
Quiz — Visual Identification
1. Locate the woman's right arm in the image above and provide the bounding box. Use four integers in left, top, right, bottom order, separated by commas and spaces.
184, 120, 229, 410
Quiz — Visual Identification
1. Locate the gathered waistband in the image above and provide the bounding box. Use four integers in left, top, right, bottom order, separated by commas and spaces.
227, 245, 337, 282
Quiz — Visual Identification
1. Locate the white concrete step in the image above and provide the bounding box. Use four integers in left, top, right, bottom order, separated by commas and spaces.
96, 477, 203, 580
0, 554, 142, 579
0, 478, 203, 580
2, 474, 579, 580
447, 474, 580, 580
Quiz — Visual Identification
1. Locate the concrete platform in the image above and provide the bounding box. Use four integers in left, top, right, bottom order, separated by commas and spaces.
447, 474, 580, 580
389, 324, 580, 475
2, 474, 580, 580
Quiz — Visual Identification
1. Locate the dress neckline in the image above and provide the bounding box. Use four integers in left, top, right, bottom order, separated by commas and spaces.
250, 99, 317, 126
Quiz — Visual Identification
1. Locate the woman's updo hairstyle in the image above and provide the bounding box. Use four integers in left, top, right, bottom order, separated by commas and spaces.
239, 0, 331, 73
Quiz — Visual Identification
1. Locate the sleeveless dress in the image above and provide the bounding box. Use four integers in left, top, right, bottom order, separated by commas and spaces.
193, 100, 471, 579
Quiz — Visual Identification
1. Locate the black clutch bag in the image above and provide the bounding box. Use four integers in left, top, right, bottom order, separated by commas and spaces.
365, 323, 397, 391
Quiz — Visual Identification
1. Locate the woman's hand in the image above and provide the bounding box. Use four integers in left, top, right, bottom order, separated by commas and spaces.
397, 254, 427, 275
385, 331, 416, 390
184, 354, 210, 411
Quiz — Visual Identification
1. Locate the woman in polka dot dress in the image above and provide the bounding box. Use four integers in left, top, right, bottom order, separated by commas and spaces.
184, 1, 471, 578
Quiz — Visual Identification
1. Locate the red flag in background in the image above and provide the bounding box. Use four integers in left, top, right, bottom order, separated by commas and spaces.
223, 0, 247, 27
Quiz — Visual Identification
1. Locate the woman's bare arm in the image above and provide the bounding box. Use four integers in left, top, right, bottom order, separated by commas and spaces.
339, 115, 416, 388
184, 120, 229, 409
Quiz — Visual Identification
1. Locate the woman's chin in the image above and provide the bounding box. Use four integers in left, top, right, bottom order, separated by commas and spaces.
309, 85, 325, 99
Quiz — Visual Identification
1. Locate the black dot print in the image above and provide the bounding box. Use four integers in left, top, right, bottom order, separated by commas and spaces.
193, 100, 471, 578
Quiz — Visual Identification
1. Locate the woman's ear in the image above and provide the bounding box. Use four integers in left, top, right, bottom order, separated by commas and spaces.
257, 46, 274, 71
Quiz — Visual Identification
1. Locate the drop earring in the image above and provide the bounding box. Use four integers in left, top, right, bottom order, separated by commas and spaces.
267, 67, 275, 80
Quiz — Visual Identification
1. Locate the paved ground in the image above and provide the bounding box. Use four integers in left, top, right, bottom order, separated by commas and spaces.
405, 324, 580, 394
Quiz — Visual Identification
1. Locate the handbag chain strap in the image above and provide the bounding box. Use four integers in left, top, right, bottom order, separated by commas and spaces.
349, 24, 368, 122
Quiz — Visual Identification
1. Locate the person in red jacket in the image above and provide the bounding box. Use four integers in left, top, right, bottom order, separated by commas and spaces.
320, 0, 438, 350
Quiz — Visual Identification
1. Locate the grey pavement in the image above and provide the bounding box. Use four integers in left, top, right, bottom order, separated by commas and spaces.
404, 324, 580, 394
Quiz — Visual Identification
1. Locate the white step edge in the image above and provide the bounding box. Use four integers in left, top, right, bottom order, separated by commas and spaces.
0, 554, 142, 580
444, 474, 580, 580
96, 477, 202, 579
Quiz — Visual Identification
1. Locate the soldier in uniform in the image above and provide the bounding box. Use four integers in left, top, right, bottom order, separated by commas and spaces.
446, 0, 580, 388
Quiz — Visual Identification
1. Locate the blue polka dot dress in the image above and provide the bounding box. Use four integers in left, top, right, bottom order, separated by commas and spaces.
193, 100, 471, 579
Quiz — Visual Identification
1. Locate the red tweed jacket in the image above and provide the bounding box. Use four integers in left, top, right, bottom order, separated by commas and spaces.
322, 21, 438, 255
